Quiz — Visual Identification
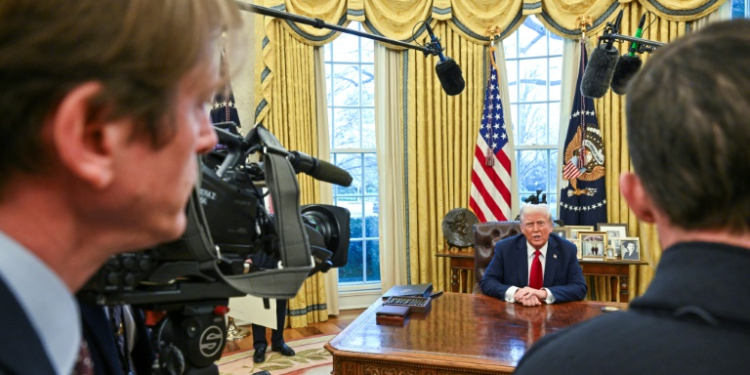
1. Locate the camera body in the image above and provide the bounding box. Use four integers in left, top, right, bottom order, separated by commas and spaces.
79, 123, 350, 307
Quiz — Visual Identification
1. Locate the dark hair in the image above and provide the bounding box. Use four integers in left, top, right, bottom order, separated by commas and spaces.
0, 0, 242, 192
626, 19, 750, 233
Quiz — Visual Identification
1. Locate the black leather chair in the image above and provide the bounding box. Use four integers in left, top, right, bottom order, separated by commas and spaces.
473, 221, 521, 294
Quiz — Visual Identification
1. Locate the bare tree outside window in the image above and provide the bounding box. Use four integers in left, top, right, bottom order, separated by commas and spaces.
505, 17, 563, 217
325, 23, 380, 285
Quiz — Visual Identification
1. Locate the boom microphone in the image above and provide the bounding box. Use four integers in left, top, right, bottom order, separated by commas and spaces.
425, 23, 465, 96
289, 151, 353, 187
611, 14, 647, 95
581, 9, 623, 98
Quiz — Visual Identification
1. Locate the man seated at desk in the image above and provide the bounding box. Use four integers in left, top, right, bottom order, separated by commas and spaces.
480, 204, 587, 306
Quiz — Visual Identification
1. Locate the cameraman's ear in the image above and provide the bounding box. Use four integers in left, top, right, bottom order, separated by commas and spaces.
50, 82, 129, 189
619, 172, 656, 223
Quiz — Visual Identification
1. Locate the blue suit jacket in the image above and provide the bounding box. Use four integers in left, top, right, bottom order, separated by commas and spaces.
0, 277, 56, 375
480, 233, 586, 303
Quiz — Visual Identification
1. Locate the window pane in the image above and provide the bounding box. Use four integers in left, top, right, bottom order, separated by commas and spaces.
549, 149, 558, 194
365, 240, 380, 281
362, 64, 374, 106
363, 153, 378, 194
517, 103, 547, 146
503, 32, 518, 59
511, 103, 519, 144
361, 36, 374, 62
334, 153, 361, 195
506, 60, 518, 103
362, 109, 375, 148
338, 240, 363, 282
519, 18, 547, 58
332, 64, 360, 106
549, 57, 562, 101
332, 108, 361, 148
332, 32, 360, 63
549, 34, 563, 56
518, 149, 549, 194
549, 102, 560, 144
325, 63, 332, 104
365, 199, 379, 237
519, 58, 547, 101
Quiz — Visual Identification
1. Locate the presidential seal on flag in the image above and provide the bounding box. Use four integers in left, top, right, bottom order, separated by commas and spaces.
562, 123, 605, 197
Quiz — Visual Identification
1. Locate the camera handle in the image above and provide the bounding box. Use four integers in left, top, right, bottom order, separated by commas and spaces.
151, 301, 230, 375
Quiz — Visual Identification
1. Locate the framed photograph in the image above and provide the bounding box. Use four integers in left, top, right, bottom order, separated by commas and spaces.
597, 223, 629, 255
620, 237, 641, 261
570, 239, 582, 260
578, 231, 607, 260
567, 225, 595, 240
552, 227, 570, 239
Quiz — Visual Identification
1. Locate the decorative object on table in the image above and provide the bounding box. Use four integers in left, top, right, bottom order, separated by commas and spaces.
620, 237, 641, 260
523, 189, 547, 205
552, 226, 570, 239
578, 231, 607, 260
441, 208, 478, 249
597, 223, 629, 256
567, 225, 595, 239
382, 283, 433, 300
571, 239, 583, 260
376, 305, 410, 326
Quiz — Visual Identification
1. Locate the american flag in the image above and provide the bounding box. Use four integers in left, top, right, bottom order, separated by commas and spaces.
469, 48, 513, 223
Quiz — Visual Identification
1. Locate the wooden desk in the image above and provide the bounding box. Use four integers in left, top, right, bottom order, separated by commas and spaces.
436, 249, 647, 302
325, 293, 626, 375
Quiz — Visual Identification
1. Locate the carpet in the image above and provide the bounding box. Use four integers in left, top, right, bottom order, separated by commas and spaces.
218, 334, 335, 375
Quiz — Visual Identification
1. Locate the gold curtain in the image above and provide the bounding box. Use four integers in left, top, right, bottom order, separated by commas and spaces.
249, 0, 730, 319
587, 2, 689, 301
258, 19, 328, 327
406, 23, 488, 290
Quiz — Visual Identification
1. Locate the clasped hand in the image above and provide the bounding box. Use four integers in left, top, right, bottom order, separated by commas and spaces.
514, 287, 547, 306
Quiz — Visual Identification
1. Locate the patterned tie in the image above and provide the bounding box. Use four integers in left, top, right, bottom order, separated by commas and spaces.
111, 305, 137, 375
73, 339, 94, 375
529, 250, 543, 289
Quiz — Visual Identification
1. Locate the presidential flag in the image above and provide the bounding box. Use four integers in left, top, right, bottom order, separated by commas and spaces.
558, 42, 607, 225
469, 44, 513, 223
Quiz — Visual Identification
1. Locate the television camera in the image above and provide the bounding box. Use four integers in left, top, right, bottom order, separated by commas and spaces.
78, 123, 352, 375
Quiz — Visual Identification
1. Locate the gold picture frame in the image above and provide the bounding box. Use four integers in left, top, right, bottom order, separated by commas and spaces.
567, 225, 595, 240
578, 231, 607, 260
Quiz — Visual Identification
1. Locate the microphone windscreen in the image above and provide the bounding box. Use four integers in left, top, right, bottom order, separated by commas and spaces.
314, 159, 353, 187
611, 54, 643, 95
435, 58, 465, 96
581, 45, 620, 98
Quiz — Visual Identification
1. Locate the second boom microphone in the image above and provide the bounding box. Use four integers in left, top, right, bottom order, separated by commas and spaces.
580, 9, 623, 99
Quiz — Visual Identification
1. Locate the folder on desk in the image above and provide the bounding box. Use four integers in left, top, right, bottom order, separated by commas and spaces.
382, 283, 433, 300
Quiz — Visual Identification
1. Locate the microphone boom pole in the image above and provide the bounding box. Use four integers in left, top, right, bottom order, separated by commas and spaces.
234, 1, 442, 57
600, 33, 665, 50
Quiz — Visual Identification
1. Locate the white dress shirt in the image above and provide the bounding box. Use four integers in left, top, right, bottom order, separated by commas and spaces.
0, 231, 80, 375
504, 241, 556, 304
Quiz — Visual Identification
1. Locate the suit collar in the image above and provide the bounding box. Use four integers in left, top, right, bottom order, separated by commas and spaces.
632, 242, 750, 325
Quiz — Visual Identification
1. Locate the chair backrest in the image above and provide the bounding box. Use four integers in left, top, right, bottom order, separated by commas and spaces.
473, 221, 521, 293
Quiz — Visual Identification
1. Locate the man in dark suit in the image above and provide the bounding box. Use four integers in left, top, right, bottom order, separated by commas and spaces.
480, 204, 587, 306
514, 19, 750, 375
0, 1, 241, 374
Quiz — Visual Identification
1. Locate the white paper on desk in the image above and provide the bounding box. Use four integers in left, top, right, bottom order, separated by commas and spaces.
228, 295, 277, 329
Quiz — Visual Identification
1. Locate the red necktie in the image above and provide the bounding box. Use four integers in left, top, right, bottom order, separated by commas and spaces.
529, 250, 543, 289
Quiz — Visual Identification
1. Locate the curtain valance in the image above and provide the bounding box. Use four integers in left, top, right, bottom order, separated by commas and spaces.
253, 0, 727, 46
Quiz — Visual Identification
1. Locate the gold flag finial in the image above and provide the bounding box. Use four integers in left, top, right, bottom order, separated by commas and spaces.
576, 16, 593, 39
486, 25, 502, 42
